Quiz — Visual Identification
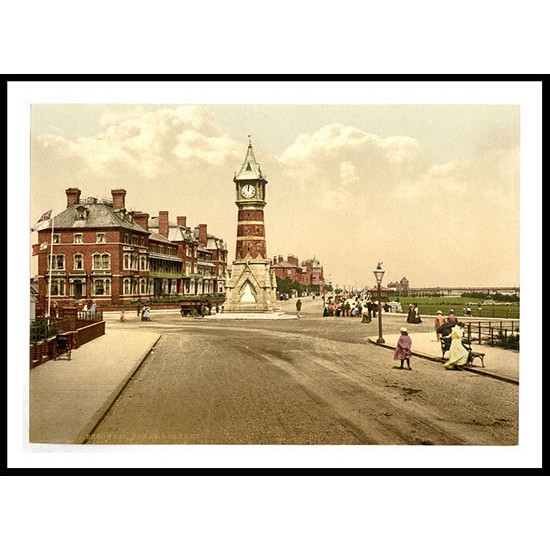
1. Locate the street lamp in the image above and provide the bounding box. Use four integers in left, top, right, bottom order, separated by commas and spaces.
373, 262, 385, 344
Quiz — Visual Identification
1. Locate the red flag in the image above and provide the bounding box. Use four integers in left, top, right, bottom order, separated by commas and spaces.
32, 242, 48, 256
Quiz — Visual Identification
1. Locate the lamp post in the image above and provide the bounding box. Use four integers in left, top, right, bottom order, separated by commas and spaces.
373, 262, 385, 344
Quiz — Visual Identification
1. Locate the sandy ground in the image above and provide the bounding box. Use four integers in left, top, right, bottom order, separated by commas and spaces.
88, 298, 518, 445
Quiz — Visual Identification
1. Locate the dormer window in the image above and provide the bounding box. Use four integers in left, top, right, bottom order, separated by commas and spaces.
75, 205, 88, 220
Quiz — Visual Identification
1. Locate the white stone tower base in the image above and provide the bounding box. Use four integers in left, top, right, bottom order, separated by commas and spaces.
223, 259, 279, 314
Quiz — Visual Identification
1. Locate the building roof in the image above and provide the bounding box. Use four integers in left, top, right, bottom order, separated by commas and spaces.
234, 139, 265, 182
49, 203, 149, 234
206, 236, 227, 251
149, 232, 175, 245
273, 261, 303, 270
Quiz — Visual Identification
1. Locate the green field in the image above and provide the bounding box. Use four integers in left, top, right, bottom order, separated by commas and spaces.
396, 296, 519, 319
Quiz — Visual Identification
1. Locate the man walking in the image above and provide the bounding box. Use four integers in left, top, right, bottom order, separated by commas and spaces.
296, 299, 302, 318
434, 310, 446, 342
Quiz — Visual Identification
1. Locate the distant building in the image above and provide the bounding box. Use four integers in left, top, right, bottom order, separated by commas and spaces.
271, 255, 304, 284
271, 254, 325, 293
387, 277, 409, 294
302, 257, 325, 294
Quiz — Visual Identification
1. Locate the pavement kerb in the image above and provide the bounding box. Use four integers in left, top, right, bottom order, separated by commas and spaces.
76, 334, 163, 444
366, 338, 518, 385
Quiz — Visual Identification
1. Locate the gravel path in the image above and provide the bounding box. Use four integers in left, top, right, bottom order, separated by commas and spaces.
89, 298, 518, 445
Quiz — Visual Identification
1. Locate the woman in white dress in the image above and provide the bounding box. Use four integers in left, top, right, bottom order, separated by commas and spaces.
444, 322, 469, 370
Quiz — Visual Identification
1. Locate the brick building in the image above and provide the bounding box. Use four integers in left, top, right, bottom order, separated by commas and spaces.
148, 214, 228, 296
301, 257, 325, 294
34, 188, 227, 310
271, 255, 303, 284
271, 254, 325, 293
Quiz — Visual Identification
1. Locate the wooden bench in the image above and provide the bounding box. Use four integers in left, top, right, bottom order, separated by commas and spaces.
462, 339, 485, 367
468, 351, 485, 367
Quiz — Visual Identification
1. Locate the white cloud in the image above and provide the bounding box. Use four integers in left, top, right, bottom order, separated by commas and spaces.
339, 160, 358, 184
279, 123, 419, 166
36, 105, 241, 178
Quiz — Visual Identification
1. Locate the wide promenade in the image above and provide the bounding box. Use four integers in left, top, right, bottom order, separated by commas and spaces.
29, 297, 519, 446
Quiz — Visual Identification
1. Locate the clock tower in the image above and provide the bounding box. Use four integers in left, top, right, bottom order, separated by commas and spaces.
224, 138, 278, 313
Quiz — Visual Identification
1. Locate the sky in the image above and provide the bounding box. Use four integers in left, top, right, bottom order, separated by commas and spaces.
28, 96, 523, 289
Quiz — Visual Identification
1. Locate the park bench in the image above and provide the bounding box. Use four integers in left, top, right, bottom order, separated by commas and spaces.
463, 339, 485, 367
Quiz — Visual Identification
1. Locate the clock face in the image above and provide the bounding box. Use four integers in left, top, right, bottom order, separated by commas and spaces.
241, 184, 256, 198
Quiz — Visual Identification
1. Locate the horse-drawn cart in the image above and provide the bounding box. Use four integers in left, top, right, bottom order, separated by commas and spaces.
54, 333, 72, 360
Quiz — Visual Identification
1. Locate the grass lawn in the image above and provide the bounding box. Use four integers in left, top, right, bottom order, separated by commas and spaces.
395, 296, 519, 319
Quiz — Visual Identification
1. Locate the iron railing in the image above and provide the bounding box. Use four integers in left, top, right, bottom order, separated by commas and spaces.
463, 320, 520, 349
30, 317, 65, 344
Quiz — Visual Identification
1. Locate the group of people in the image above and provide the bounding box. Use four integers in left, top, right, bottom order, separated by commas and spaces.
394, 308, 471, 371
322, 295, 384, 323
80, 300, 97, 314
141, 305, 151, 321
435, 309, 470, 370
406, 303, 422, 324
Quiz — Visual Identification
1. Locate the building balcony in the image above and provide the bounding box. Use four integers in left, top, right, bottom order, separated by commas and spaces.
149, 271, 181, 279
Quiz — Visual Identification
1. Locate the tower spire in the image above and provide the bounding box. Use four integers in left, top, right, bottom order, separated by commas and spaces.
235, 136, 263, 181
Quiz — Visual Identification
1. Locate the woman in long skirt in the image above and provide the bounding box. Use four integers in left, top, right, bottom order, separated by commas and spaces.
444, 322, 469, 370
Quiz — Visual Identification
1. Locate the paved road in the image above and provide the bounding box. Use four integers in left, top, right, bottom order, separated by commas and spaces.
88, 298, 518, 445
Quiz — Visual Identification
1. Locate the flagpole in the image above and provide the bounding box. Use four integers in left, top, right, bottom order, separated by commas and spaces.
46, 213, 54, 324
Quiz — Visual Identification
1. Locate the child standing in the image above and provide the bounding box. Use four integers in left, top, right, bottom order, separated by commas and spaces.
394, 327, 413, 370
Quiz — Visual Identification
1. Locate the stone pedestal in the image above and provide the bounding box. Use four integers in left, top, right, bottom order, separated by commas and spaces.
224, 259, 278, 313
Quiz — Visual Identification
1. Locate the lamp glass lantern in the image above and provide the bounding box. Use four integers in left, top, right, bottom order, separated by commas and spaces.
373, 262, 385, 344
373, 263, 385, 285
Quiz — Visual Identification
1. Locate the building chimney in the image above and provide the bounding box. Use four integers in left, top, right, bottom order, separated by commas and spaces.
111, 189, 126, 210
177, 216, 187, 227
198, 224, 207, 246
273, 256, 278, 264
133, 212, 149, 231
159, 211, 169, 238
65, 188, 81, 208
278, 255, 284, 264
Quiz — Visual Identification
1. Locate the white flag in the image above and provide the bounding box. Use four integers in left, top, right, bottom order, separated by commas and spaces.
32, 209, 52, 232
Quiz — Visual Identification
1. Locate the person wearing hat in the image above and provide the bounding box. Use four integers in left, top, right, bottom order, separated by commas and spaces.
447, 309, 458, 324
434, 310, 446, 342
406, 304, 415, 323
444, 322, 469, 370
393, 327, 413, 370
